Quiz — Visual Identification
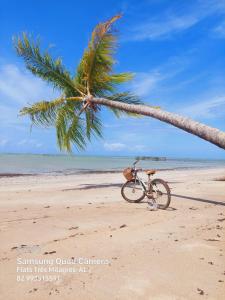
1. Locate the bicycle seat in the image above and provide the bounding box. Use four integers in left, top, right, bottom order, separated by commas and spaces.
145, 169, 156, 175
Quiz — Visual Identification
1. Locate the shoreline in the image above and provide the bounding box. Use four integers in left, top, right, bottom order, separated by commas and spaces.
0, 165, 224, 178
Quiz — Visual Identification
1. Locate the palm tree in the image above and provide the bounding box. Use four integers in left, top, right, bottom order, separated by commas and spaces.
15, 15, 225, 151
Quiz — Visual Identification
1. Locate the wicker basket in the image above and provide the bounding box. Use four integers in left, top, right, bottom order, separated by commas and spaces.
123, 168, 134, 181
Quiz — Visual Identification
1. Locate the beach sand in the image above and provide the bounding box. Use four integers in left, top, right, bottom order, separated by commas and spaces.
0, 168, 224, 300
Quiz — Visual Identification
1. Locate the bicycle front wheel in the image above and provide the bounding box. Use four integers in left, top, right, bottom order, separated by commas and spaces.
151, 179, 171, 209
121, 180, 146, 203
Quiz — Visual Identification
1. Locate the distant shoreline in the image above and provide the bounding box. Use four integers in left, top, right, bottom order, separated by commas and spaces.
0, 165, 224, 178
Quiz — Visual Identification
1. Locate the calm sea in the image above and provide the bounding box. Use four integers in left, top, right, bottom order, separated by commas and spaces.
0, 154, 225, 175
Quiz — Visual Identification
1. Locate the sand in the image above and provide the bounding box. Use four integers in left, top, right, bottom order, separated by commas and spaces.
0, 168, 224, 300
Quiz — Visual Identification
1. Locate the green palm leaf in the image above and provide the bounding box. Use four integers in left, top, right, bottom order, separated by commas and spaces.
15, 33, 83, 97
75, 15, 133, 96
16, 15, 143, 152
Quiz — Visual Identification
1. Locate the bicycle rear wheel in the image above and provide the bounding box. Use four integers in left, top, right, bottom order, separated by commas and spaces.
121, 180, 146, 203
150, 178, 171, 209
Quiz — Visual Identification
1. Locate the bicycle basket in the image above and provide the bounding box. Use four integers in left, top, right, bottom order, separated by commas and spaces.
123, 168, 134, 181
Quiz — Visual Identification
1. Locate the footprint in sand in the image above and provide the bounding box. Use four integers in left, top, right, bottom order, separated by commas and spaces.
68, 226, 79, 230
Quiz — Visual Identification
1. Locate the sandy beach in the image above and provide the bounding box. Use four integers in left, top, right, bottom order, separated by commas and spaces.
0, 167, 224, 300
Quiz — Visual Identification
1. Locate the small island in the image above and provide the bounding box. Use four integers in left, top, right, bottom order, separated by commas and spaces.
135, 156, 167, 161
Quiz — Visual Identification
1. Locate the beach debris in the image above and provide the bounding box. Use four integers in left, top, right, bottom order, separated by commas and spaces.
68, 226, 79, 230
88, 202, 92, 204
43, 251, 56, 255
217, 218, 225, 222
29, 288, 38, 293
205, 238, 220, 242
11, 244, 27, 250
69, 233, 78, 238
119, 224, 127, 229
174, 239, 179, 242
110, 235, 112, 237
66, 206, 70, 209
11, 246, 18, 250
218, 280, 224, 282
197, 288, 204, 295
189, 207, 198, 210
44, 206, 50, 208
208, 261, 214, 265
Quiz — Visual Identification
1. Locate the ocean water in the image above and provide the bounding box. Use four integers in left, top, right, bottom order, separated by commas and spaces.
0, 154, 225, 175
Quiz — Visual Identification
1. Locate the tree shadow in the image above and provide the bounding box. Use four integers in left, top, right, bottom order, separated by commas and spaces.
62, 183, 122, 191
171, 193, 225, 207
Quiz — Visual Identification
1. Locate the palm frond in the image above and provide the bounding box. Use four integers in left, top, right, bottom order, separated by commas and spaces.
20, 97, 65, 126
15, 33, 82, 97
75, 15, 133, 96
16, 15, 145, 153
56, 106, 86, 152
106, 92, 144, 117
85, 109, 103, 140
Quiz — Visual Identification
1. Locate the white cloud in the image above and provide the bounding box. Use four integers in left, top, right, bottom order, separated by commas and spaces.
179, 95, 225, 118
131, 55, 189, 97
0, 63, 59, 130
104, 142, 126, 151
103, 142, 146, 152
18, 139, 43, 148
127, 0, 225, 41
0, 64, 57, 105
131, 72, 161, 97
131, 15, 198, 41
133, 144, 146, 151
213, 21, 225, 38
0, 138, 9, 147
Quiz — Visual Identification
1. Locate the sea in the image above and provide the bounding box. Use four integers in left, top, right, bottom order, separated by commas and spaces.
0, 154, 225, 176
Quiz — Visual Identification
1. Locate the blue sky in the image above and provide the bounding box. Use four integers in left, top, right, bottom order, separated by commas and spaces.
0, 0, 225, 158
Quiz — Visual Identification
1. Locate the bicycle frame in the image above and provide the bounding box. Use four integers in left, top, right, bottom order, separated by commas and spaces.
132, 161, 152, 195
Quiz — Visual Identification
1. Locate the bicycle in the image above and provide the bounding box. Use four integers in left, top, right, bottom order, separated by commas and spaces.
121, 160, 171, 209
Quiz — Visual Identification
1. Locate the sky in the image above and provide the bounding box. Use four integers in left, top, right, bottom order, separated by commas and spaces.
0, 0, 225, 159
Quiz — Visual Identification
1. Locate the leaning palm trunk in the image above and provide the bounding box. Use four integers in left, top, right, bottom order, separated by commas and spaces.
15, 16, 225, 152
90, 97, 225, 150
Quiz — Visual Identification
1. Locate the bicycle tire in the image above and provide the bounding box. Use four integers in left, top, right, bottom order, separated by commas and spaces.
121, 180, 146, 203
150, 178, 171, 209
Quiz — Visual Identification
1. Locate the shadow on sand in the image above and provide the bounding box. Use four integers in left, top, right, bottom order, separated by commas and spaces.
171, 193, 225, 207
62, 183, 122, 191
